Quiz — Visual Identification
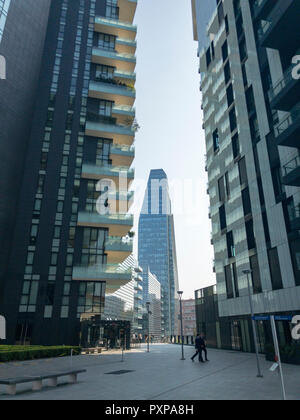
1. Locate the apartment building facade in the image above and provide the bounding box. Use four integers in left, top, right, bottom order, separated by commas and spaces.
192, 0, 300, 352
1, 0, 137, 346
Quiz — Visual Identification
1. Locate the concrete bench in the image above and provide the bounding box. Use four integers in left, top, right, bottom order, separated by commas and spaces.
0, 369, 86, 396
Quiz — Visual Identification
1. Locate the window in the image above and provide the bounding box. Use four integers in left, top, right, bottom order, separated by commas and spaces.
224, 62, 231, 84
268, 248, 283, 290
222, 40, 228, 62
225, 265, 234, 299
95, 64, 114, 81
98, 33, 116, 51
246, 220, 256, 250
232, 133, 240, 159
227, 231, 235, 258
229, 107, 237, 132
242, 187, 252, 216
227, 84, 234, 107
250, 255, 262, 294
213, 129, 220, 152
219, 204, 227, 231
218, 177, 226, 202
239, 38, 247, 62
238, 157, 248, 185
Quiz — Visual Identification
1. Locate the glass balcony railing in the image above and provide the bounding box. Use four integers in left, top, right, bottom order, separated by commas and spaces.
93, 75, 135, 92
274, 105, 300, 138
95, 16, 137, 31
105, 236, 133, 252
111, 143, 135, 155
78, 211, 133, 225
82, 162, 135, 178
282, 155, 300, 177
73, 263, 132, 280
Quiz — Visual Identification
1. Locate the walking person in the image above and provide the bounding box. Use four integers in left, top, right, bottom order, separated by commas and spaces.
191, 333, 209, 363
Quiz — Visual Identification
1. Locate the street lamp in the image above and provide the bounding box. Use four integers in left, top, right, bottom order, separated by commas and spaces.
177, 291, 185, 360
146, 301, 151, 353
243, 269, 263, 378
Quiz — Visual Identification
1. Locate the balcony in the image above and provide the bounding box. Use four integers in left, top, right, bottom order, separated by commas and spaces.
253, 0, 276, 20
73, 264, 132, 293
269, 62, 300, 112
105, 236, 133, 263
112, 104, 135, 125
274, 104, 300, 148
92, 47, 136, 73
95, 17, 137, 41
290, 204, 300, 232
282, 155, 300, 187
89, 80, 135, 106
116, 37, 136, 55
260, 1, 300, 51
78, 212, 133, 236
81, 162, 134, 185
114, 69, 136, 85
85, 114, 135, 146
117, 0, 137, 24
110, 143, 135, 167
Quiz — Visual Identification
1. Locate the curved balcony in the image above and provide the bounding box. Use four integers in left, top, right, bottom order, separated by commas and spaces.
85, 115, 135, 146
110, 143, 135, 166
89, 79, 135, 107
95, 17, 137, 41
78, 211, 133, 236
81, 162, 134, 185
116, 37, 136, 55
112, 104, 135, 125
92, 47, 136, 73
105, 236, 133, 264
73, 264, 132, 293
114, 70, 136, 85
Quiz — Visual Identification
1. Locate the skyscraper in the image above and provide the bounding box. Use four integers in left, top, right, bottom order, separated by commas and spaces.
138, 169, 179, 339
192, 0, 300, 351
0, 0, 138, 346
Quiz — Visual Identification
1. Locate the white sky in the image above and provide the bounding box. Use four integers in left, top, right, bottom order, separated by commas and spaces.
132, 0, 216, 299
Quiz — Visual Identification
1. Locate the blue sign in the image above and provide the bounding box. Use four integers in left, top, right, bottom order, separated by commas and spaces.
252, 316, 270, 321
252, 315, 293, 322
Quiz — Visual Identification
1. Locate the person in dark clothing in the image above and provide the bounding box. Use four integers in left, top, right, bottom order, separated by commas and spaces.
191, 333, 209, 363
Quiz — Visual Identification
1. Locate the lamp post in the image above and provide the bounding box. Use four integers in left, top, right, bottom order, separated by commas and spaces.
146, 301, 151, 353
243, 269, 263, 378
177, 291, 185, 360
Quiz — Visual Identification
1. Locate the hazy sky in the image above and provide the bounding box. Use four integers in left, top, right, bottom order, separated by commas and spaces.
132, 0, 216, 299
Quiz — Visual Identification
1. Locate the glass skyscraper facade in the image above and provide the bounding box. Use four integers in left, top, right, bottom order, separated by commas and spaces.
138, 169, 179, 338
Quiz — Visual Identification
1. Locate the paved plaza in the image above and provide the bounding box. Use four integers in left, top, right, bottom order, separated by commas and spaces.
0, 344, 299, 400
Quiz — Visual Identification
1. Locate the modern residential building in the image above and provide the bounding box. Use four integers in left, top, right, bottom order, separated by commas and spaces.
138, 169, 179, 339
0, 0, 52, 318
192, 0, 300, 352
181, 299, 196, 337
0, 0, 138, 346
142, 268, 162, 342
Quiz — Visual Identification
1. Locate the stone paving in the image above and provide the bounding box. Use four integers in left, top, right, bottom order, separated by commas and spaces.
0, 344, 299, 400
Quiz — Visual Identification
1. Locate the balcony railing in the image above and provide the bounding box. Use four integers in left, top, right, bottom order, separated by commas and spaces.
282, 155, 300, 177
105, 236, 133, 252
110, 143, 135, 154
274, 104, 300, 138
93, 74, 135, 91
95, 16, 137, 31
268, 59, 300, 103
